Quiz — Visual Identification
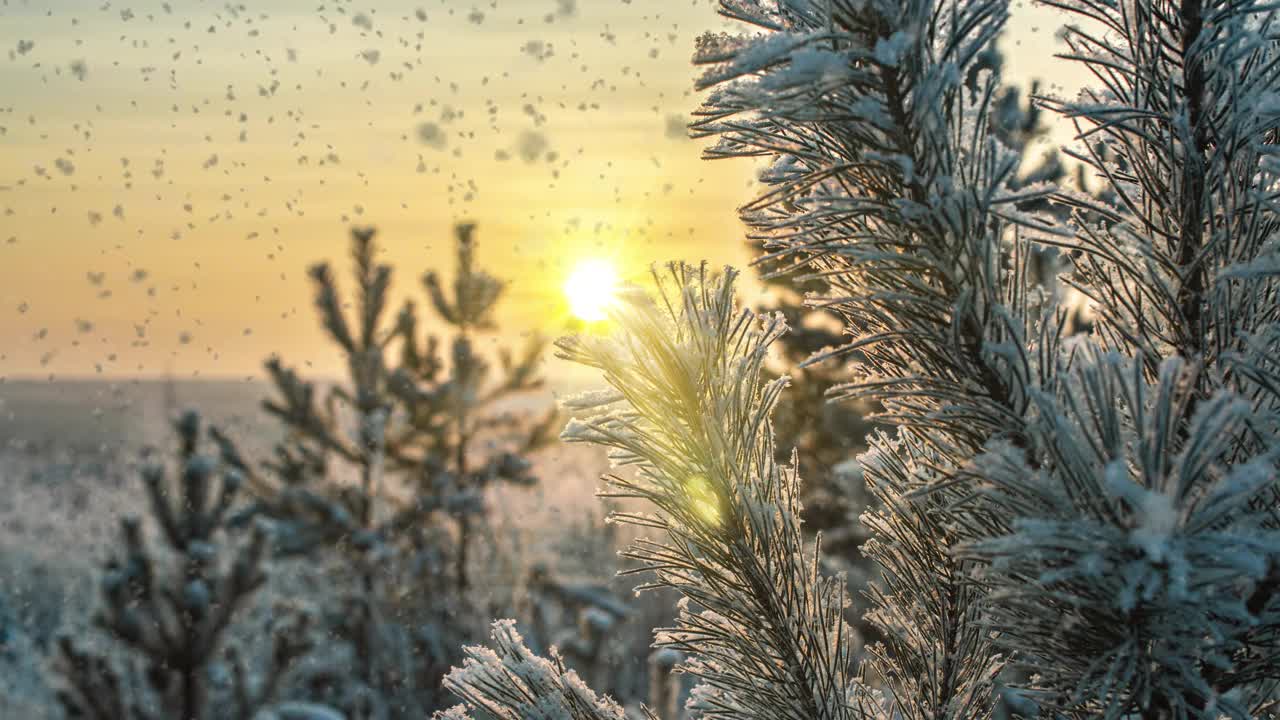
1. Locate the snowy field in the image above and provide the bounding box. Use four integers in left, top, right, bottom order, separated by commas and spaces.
0, 379, 673, 717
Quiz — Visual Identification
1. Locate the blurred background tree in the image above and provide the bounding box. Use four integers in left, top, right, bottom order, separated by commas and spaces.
55, 410, 312, 720
220, 224, 560, 717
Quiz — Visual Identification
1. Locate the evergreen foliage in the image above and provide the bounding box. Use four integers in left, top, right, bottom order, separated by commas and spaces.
750, 40, 1070, 659
441, 0, 1280, 718
55, 411, 312, 720
225, 224, 559, 716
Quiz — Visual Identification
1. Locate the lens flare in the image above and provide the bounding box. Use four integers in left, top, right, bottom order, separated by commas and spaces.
685, 474, 722, 526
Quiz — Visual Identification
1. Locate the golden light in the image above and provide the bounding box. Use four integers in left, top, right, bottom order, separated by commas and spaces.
564, 258, 620, 322
685, 474, 722, 527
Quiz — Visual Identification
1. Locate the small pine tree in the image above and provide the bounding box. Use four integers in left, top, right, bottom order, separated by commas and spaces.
440, 0, 1280, 718
225, 224, 557, 716
55, 411, 312, 720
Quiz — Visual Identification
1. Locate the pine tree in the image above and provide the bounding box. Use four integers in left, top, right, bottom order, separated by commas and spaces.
225, 224, 557, 716
55, 411, 312, 720
440, 0, 1280, 717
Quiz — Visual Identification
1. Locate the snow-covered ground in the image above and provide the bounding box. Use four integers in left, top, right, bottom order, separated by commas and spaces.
0, 379, 669, 717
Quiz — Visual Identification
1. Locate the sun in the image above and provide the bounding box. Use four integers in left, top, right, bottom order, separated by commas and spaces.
564, 258, 620, 323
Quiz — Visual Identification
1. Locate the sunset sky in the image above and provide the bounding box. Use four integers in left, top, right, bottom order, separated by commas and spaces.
0, 0, 1078, 382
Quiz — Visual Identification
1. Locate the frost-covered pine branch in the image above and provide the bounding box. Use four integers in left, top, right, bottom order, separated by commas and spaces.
441, 264, 857, 720
958, 349, 1280, 717
443, 0, 1280, 717
693, 0, 1060, 448
963, 0, 1280, 712
1041, 0, 1280, 375
438, 619, 648, 720
446, 0, 1054, 715
691, 0, 1068, 715
556, 264, 855, 720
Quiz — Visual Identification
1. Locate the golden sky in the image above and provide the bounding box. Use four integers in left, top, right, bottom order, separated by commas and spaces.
0, 0, 1079, 382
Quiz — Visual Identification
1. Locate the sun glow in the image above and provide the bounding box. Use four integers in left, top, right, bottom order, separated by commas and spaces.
564, 258, 620, 322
